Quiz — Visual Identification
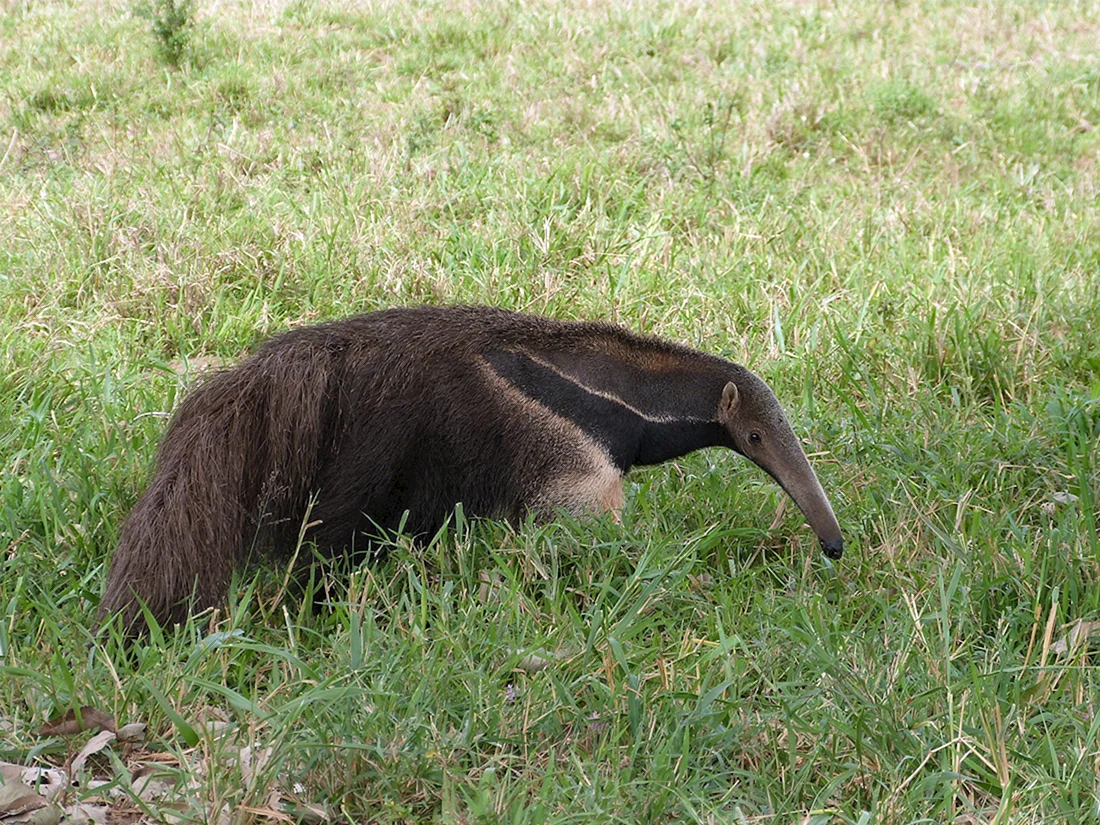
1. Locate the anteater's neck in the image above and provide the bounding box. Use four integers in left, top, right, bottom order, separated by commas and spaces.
481, 344, 734, 472
632, 418, 728, 467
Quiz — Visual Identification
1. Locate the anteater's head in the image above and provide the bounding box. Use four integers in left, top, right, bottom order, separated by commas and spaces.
717, 374, 844, 559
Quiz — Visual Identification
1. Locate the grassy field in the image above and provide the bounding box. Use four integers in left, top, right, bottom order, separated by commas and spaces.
2, 0, 1099, 821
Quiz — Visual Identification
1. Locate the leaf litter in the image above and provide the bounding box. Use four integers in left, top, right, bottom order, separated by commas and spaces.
3, 705, 331, 824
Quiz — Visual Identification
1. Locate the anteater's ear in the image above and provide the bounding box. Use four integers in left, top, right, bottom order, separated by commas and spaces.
720, 381, 740, 416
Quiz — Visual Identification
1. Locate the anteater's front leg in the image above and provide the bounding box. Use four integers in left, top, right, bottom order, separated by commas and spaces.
527, 449, 625, 524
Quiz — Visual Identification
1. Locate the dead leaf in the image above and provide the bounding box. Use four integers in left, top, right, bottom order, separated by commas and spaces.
1051, 619, 1100, 656
16, 770, 66, 802
478, 570, 503, 605
0, 779, 60, 825
71, 731, 117, 781
60, 802, 108, 825
264, 790, 328, 823
238, 746, 271, 791
515, 649, 563, 673
0, 783, 35, 810
6, 807, 61, 825
130, 774, 173, 804
238, 801, 294, 824
115, 723, 146, 743
194, 707, 232, 739
688, 572, 714, 591
39, 708, 115, 737
151, 802, 192, 825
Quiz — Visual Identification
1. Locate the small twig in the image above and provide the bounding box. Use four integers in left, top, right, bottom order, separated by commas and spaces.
0, 128, 17, 175
4, 529, 31, 560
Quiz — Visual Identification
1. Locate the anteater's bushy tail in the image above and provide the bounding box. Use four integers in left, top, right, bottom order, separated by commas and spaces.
98, 338, 339, 635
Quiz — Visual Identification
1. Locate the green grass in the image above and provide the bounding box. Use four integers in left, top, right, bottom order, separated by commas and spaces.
2, 0, 1099, 821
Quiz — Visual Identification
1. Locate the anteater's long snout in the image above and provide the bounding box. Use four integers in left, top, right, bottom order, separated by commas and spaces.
764, 445, 843, 560
789, 469, 843, 560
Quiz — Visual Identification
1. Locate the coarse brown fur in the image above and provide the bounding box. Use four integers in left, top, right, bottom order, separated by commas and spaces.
99, 305, 843, 634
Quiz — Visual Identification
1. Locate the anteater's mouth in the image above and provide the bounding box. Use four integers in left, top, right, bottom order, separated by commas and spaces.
821, 537, 844, 560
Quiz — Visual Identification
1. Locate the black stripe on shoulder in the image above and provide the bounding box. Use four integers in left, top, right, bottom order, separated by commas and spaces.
484, 349, 643, 472
632, 418, 727, 467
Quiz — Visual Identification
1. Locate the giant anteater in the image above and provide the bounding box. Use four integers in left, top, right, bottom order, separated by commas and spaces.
100, 305, 843, 634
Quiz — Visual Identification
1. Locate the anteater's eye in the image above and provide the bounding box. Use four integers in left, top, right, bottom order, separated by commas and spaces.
749, 432, 762, 444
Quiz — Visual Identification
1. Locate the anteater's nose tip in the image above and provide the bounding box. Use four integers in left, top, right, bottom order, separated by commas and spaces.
821, 537, 844, 560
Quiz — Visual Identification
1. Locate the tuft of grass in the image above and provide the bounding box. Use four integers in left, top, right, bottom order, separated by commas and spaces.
869, 80, 938, 124
135, 0, 195, 68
